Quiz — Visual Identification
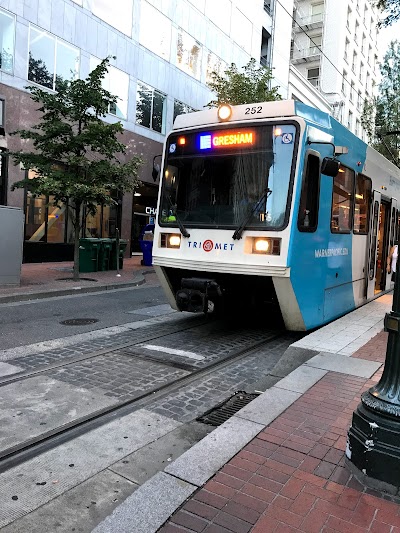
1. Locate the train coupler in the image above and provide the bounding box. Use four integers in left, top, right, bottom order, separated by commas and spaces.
176, 278, 222, 313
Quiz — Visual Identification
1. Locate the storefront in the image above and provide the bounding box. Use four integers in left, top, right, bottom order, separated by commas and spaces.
131, 182, 159, 253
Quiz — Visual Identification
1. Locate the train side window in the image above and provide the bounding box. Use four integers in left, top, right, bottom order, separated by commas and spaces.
297, 153, 320, 232
353, 174, 371, 234
331, 165, 354, 233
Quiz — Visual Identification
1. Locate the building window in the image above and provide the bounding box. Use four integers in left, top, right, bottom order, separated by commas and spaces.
352, 51, 357, 73
139, 1, 171, 61
264, 0, 273, 15
0, 8, 14, 74
355, 118, 360, 137
357, 90, 362, 110
350, 81, 355, 102
260, 28, 271, 67
311, 3, 324, 23
310, 34, 322, 55
90, 57, 129, 119
347, 7, 352, 30
359, 61, 364, 82
366, 72, 370, 93
361, 33, 366, 55
342, 70, 347, 94
344, 38, 350, 62
307, 67, 320, 89
368, 45, 372, 65
91, 0, 133, 36
176, 28, 202, 80
206, 51, 226, 84
354, 20, 359, 43
173, 100, 196, 122
331, 166, 354, 233
28, 26, 80, 91
348, 110, 353, 130
136, 81, 166, 134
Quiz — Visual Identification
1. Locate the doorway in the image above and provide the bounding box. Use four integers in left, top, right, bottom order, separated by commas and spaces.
375, 200, 391, 293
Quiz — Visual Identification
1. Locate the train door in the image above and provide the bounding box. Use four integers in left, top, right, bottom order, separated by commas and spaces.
385, 198, 398, 288
366, 191, 380, 299
375, 199, 391, 292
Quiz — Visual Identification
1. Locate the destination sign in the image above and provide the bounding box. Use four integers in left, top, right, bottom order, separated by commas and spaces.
199, 131, 255, 150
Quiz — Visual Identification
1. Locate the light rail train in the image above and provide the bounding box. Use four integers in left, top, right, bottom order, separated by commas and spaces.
152, 100, 400, 331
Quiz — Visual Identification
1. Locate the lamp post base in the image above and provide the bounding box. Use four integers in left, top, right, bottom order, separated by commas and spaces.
348, 393, 400, 489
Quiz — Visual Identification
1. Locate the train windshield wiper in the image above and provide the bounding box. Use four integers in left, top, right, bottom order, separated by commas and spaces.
232, 187, 272, 240
165, 194, 190, 238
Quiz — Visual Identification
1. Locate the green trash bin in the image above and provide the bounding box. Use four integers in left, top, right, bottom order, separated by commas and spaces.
110, 239, 128, 270
98, 238, 113, 271
79, 238, 100, 273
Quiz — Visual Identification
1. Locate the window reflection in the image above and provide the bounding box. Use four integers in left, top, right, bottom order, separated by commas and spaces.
0, 8, 14, 74
173, 100, 196, 122
136, 82, 166, 134
206, 51, 226, 84
90, 57, 129, 119
354, 174, 371, 234
331, 166, 354, 233
177, 29, 202, 80
140, 1, 171, 61
29, 26, 80, 90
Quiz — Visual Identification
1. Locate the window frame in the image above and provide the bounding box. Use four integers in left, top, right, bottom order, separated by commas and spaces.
28, 24, 80, 92
297, 150, 321, 233
353, 173, 372, 235
330, 164, 355, 234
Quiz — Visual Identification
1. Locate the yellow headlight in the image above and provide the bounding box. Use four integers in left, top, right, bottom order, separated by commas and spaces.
169, 235, 181, 247
217, 104, 232, 121
254, 239, 270, 252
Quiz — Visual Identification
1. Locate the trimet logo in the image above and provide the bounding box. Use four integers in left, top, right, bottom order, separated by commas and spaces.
187, 240, 235, 252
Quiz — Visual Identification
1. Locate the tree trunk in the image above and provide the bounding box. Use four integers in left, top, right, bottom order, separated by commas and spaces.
73, 204, 81, 281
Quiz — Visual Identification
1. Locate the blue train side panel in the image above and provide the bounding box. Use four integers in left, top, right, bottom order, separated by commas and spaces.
289, 105, 369, 330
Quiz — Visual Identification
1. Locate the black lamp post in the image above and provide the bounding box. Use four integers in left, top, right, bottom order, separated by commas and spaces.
347, 250, 400, 487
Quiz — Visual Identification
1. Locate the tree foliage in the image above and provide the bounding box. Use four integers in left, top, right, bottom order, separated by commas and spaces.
11, 57, 143, 279
205, 58, 281, 108
376, 0, 400, 27
361, 40, 400, 166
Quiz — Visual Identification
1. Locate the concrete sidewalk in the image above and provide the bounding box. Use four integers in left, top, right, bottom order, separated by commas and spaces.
0, 256, 155, 303
93, 294, 400, 533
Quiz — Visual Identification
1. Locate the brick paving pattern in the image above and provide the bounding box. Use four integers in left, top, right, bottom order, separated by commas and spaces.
159, 331, 400, 532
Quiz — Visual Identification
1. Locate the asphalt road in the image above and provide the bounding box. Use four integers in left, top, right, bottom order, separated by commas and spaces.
0, 284, 167, 350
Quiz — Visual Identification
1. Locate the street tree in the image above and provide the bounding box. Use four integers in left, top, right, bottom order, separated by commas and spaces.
205, 58, 281, 108
361, 40, 400, 166
11, 57, 143, 280
376, 0, 400, 27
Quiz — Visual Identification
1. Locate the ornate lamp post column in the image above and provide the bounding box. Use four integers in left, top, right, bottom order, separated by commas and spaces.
347, 257, 400, 487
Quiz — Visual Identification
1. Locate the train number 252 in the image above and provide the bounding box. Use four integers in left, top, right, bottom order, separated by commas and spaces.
245, 106, 262, 114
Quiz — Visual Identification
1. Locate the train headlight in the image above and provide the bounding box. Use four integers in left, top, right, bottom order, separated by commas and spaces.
160, 233, 181, 248
251, 237, 281, 255
254, 239, 270, 253
217, 104, 232, 121
169, 234, 181, 247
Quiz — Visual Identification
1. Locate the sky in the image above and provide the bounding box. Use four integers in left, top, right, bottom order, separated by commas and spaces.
378, 20, 400, 61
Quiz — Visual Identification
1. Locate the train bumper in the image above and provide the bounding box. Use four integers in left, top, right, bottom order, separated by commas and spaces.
176, 277, 222, 313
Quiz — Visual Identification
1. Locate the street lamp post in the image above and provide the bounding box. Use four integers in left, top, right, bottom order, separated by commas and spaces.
347, 254, 400, 487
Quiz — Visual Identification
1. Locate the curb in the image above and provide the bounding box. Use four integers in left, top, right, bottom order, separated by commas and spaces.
0, 274, 146, 304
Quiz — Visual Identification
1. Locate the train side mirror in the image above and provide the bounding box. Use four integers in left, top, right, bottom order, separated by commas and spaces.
321, 157, 340, 177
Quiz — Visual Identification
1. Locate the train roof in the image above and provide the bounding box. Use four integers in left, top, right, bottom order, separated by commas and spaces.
172, 100, 333, 130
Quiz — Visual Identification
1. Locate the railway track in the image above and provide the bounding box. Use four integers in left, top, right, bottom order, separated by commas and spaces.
0, 316, 286, 473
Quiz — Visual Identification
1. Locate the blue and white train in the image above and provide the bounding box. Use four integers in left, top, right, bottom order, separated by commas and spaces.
151, 100, 400, 331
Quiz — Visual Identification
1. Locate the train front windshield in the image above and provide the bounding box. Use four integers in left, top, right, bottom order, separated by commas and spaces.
159, 123, 297, 230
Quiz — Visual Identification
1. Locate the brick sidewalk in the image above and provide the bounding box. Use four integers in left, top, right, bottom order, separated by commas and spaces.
159, 331, 400, 533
